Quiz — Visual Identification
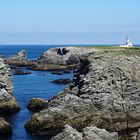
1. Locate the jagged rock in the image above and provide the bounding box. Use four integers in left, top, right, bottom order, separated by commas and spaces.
51, 124, 83, 140
7, 50, 27, 61
37, 47, 96, 65
25, 50, 140, 138
0, 57, 20, 113
51, 125, 118, 140
0, 117, 12, 135
82, 126, 118, 140
27, 98, 48, 112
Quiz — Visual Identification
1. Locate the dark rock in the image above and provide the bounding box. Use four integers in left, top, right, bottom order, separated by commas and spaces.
51, 71, 63, 75
52, 79, 71, 84
27, 98, 48, 112
0, 117, 12, 135
28, 64, 68, 71
13, 69, 31, 75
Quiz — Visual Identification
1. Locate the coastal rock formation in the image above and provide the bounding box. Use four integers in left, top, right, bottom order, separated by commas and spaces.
27, 98, 48, 112
25, 51, 140, 138
12, 69, 31, 75
51, 125, 118, 140
7, 50, 28, 61
7, 50, 27, 61
0, 117, 12, 135
37, 47, 95, 65
0, 57, 20, 113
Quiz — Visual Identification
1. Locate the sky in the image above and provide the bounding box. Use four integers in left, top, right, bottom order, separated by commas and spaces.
0, 0, 140, 44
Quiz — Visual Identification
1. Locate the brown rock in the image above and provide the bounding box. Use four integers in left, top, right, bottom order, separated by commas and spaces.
0, 117, 12, 135
27, 98, 48, 112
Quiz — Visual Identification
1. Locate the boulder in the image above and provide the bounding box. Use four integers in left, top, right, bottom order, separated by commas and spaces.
0, 57, 20, 113
0, 117, 12, 135
25, 49, 140, 138
27, 98, 48, 112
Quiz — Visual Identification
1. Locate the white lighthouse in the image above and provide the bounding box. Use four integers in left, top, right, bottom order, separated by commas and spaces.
120, 37, 133, 48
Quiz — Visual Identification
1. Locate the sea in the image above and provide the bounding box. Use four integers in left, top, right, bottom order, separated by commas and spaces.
0, 45, 74, 140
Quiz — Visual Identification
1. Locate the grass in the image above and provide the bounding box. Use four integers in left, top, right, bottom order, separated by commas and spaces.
90, 46, 140, 57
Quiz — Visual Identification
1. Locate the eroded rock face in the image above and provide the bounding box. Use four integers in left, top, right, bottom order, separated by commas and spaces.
51, 125, 118, 140
0, 117, 12, 135
50, 124, 83, 140
37, 47, 96, 65
25, 52, 140, 138
0, 57, 20, 113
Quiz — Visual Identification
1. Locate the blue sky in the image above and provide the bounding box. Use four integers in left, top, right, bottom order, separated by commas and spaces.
0, 0, 140, 44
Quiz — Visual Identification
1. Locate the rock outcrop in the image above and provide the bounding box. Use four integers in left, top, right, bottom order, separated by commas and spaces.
27, 98, 48, 112
7, 50, 27, 61
0, 57, 20, 113
51, 125, 118, 140
0, 117, 12, 135
25, 50, 140, 138
37, 47, 96, 65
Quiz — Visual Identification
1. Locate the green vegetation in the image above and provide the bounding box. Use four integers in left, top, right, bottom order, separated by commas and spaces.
90, 46, 140, 57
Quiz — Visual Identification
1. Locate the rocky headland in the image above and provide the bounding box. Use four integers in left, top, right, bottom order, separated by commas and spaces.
7, 47, 98, 71
25, 47, 140, 139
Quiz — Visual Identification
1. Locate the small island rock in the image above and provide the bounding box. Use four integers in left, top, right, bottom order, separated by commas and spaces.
27, 98, 48, 112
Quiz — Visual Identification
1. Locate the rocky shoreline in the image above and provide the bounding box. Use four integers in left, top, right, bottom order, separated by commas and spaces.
0, 56, 20, 135
25, 47, 140, 140
2, 46, 140, 139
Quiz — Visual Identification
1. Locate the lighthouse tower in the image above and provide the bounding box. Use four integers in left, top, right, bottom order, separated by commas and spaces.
125, 37, 133, 47
120, 36, 133, 47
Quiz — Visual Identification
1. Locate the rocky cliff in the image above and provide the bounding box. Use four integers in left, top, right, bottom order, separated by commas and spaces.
0, 57, 20, 113
25, 49, 140, 139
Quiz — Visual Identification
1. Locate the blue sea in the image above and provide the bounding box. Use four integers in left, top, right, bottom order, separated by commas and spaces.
0, 45, 73, 140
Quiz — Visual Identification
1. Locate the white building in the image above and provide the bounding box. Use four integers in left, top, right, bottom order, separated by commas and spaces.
120, 37, 133, 47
